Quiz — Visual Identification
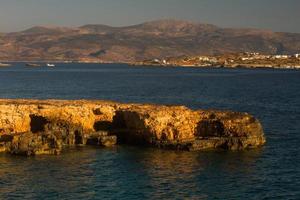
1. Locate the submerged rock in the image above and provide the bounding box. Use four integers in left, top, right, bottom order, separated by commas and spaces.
0, 99, 266, 156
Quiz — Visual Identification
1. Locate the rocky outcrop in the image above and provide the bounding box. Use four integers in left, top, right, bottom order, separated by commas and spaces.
112, 106, 265, 150
0, 99, 266, 156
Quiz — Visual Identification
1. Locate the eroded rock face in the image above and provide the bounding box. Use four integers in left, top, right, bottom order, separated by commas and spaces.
112, 106, 200, 144
112, 107, 266, 150
8, 132, 62, 156
0, 99, 266, 156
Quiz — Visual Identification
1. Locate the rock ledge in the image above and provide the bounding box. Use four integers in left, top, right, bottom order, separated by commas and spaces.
0, 99, 266, 156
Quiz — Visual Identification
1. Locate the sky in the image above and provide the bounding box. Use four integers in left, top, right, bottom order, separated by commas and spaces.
0, 0, 299, 33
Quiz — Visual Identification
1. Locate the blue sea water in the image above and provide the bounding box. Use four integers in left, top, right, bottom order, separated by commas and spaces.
0, 63, 299, 199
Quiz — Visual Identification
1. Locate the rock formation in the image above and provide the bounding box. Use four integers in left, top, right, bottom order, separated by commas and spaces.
0, 99, 266, 156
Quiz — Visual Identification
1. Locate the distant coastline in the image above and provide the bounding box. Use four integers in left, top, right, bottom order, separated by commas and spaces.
2, 52, 300, 70
130, 52, 300, 70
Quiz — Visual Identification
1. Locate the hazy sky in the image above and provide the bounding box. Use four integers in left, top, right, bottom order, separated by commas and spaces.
0, 0, 299, 33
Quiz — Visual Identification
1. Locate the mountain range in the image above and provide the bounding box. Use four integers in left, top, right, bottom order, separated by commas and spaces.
0, 19, 300, 62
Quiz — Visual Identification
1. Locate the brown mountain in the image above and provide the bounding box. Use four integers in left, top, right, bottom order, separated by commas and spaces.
0, 19, 300, 62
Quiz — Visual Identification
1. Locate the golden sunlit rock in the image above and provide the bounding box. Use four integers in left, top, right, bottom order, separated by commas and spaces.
0, 99, 266, 156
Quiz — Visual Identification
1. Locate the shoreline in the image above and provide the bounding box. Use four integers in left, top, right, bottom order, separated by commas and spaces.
1, 60, 300, 70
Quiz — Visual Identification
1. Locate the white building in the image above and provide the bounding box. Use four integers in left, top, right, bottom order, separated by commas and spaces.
273, 55, 289, 59
241, 57, 252, 61
198, 56, 210, 61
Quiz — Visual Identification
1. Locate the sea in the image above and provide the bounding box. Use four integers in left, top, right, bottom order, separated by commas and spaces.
0, 63, 299, 199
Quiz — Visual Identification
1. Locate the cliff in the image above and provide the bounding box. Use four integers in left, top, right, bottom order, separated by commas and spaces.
0, 99, 266, 156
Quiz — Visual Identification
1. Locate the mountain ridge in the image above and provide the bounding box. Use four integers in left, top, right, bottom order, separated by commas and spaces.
0, 19, 299, 62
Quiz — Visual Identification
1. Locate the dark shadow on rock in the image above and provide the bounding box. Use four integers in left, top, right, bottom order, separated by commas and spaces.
30, 115, 49, 133
93, 121, 113, 131
75, 130, 84, 145
0, 134, 14, 142
111, 111, 150, 145
112, 112, 127, 129
196, 119, 225, 137
93, 108, 102, 115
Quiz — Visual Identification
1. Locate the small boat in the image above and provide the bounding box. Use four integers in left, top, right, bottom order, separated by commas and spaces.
0, 62, 11, 67
26, 63, 41, 67
47, 63, 55, 67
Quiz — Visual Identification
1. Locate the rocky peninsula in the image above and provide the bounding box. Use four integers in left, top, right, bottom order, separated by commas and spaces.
0, 99, 266, 156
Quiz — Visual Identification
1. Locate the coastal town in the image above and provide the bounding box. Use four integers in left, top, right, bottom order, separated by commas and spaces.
136, 52, 300, 69
1, 52, 300, 70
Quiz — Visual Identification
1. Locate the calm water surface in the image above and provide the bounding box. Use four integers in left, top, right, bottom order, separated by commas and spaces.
0, 63, 299, 199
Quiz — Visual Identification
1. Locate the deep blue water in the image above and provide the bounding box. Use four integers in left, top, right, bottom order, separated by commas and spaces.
0, 63, 299, 199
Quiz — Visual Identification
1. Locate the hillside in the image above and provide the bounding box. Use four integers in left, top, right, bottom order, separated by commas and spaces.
0, 19, 300, 62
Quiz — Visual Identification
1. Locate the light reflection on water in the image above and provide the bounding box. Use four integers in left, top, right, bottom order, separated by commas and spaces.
0, 63, 299, 199
0, 147, 266, 199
